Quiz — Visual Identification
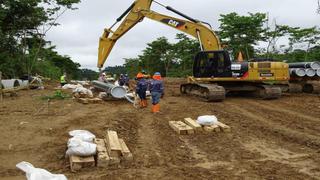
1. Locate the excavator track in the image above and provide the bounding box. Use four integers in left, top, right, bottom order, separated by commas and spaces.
180, 83, 226, 102
255, 85, 282, 99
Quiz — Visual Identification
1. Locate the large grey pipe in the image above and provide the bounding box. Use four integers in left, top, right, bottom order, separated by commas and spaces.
92, 80, 127, 99
1, 79, 20, 89
289, 68, 306, 77
317, 69, 320, 77
305, 68, 316, 77
289, 62, 320, 70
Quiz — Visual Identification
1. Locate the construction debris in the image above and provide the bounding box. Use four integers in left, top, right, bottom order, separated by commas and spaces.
169, 117, 231, 135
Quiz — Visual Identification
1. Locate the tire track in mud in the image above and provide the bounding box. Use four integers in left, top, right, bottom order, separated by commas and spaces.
223, 101, 320, 149
241, 100, 320, 136
246, 100, 320, 123
241, 138, 320, 179
179, 137, 232, 170
133, 111, 165, 168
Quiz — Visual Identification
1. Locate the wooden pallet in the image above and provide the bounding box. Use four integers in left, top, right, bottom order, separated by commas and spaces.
69, 155, 95, 172
169, 118, 231, 135
169, 121, 194, 135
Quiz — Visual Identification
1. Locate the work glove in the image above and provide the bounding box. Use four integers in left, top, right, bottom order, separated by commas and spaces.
161, 93, 164, 98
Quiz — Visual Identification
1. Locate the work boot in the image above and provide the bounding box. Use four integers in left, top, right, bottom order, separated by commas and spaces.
155, 103, 160, 113
152, 103, 160, 113
144, 100, 148, 107
139, 100, 144, 108
151, 104, 156, 113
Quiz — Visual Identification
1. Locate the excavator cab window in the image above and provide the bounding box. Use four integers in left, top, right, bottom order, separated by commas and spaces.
193, 50, 232, 78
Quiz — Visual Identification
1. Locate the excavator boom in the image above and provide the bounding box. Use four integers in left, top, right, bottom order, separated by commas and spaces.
98, 0, 221, 68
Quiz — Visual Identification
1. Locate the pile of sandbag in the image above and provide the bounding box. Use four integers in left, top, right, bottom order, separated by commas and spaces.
72, 87, 93, 98
66, 130, 97, 157
62, 84, 83, 90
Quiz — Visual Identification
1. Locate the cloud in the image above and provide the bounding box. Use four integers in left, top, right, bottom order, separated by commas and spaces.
46, 0, 320, 71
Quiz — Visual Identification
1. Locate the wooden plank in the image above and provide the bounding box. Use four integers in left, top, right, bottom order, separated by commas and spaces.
169, 121, 186, 135
94, 138, 107, 152
94, 138, 110, 167
109, 157, 121, 165
96, 152, 110, 167
0, 71, 2, 102
211, 124, 221, 132
77, 98, 89, 104
169, 121, 194, 135
216, 121, 231, 132
88, 98, 102, 104
119, 138, 133, 161
69, 155, 95, 172
203, 125, 214, 132
105, 130, 122, 157
184, 118, 202, 132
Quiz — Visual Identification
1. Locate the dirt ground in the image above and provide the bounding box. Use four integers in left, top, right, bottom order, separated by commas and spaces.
0, 78, 320, 180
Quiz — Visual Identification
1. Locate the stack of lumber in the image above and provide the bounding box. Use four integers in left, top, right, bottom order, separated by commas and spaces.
169, 117, 231, 135
95, 130, 133, 167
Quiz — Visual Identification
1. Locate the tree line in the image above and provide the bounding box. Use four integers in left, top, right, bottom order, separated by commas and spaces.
0, 0, 82, 79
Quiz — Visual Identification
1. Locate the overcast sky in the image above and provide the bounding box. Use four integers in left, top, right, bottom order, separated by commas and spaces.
46, 0, 319, 71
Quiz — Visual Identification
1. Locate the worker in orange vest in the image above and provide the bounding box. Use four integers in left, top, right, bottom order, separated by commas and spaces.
135, 72, 148, 108
150, 72, 164, 113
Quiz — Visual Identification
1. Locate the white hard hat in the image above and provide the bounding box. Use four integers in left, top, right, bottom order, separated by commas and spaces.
102, 72, 106, 76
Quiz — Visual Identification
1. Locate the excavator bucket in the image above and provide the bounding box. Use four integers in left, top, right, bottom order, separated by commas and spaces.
98, 30, 116, 68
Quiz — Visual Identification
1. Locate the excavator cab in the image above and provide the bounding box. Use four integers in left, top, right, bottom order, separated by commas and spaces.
193, 50, 232, 78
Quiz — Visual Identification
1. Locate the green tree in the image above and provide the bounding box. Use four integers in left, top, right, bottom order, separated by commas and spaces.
0, 0, 80, 78
219, 12, 267, 59
288, 27, 320, 60
172, 33, 200, 76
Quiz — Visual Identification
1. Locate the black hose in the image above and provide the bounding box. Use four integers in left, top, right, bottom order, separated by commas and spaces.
117, 2, 135, 22
165, 6, 199, 23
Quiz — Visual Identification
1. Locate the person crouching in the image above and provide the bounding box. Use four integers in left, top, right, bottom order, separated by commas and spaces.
136, 72, 148, 108
150, 72, 164, 113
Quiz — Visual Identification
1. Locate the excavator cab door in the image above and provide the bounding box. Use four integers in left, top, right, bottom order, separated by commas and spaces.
193, 50, 232, 78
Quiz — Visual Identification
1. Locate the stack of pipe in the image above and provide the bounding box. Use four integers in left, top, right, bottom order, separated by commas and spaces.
288, 61, 320, 77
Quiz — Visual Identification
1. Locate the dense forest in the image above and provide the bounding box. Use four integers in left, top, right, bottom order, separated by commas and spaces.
1, 1, 319, 79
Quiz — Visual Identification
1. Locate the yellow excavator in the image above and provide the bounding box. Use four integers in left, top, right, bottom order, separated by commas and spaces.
98, 0, 290, 101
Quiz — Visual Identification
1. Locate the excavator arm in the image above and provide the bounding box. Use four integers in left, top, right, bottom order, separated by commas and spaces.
98, 0, 221, 68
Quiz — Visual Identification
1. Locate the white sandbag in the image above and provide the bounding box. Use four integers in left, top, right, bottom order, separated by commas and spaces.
196, 115, 218, 126
72, 87, 93, 98
62, 84, 83, 89
69, 130, 95, 142
66, 137, 96, 157
16, 161, 67, 180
